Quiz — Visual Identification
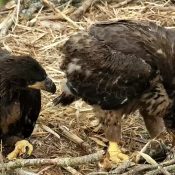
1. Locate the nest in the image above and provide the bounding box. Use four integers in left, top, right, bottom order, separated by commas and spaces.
0, 0, 175, 174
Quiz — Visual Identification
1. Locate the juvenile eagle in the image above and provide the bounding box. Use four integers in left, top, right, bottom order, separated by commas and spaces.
54, 20, 175, 165
0, 49, 56, 160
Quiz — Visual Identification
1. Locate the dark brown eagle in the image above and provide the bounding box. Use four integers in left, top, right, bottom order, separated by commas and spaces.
54, 20, 175, 166
0, 49, 56, 160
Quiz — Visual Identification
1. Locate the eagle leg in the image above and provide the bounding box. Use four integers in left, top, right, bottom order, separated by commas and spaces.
7, 140, 33, 160
140, 83, 171, 138
141, 112, 165, 138
99, 110, 129, 170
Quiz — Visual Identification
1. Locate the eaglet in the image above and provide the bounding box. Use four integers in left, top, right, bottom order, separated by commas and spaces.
0, 49, 56, 160
54, 20, 175, 168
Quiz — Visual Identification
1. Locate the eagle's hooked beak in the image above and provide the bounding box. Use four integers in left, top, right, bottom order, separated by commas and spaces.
28, 77, 56, 94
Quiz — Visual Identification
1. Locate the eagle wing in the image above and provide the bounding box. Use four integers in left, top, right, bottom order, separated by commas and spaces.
19, 89, 41, 138
4, 89, 41, 140
61, 23, 157, 110
89, 20, 175, 85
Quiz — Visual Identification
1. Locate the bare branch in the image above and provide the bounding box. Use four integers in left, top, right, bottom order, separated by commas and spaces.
58, 125, 91, 151
41, 124, 60, 139
71, 0, 99, 21
0, 150, 104, 171
0, 9, 16, 37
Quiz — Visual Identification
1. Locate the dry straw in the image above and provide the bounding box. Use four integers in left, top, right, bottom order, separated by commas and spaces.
0, 0, 175, 174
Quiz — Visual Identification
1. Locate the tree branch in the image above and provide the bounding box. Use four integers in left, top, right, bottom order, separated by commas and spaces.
1, 150, 104, 171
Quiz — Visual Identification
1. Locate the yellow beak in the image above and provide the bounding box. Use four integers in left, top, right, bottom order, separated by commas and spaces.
28, 77, 56, 94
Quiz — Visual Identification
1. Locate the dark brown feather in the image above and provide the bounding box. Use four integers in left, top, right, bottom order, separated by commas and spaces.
56, 20, 175, 141
0, 50, 46, 148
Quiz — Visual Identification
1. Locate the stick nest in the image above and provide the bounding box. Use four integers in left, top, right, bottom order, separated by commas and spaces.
0, 0, 175, 174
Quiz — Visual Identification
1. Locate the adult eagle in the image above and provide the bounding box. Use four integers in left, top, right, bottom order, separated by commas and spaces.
0, 49, 56, 160
54, 20, 175, 166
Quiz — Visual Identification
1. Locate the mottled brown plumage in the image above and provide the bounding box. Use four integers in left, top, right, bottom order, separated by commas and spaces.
54, 20, 175, 166
0, 49, 56, 160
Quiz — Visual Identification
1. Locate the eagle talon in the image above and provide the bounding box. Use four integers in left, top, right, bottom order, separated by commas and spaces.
108, 142, 129, 163
99, 142, 129, 170
7, 140, 33, 160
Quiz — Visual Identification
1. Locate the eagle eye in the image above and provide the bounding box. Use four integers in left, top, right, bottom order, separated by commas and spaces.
28, 80, 35, 85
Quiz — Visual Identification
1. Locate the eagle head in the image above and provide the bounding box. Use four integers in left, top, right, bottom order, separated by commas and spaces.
0, 54, 56, 95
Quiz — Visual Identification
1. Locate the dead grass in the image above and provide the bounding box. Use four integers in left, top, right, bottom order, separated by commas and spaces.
0, 0, 175, 174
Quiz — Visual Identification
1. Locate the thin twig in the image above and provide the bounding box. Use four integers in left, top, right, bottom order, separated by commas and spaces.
71, 0, 98, 21
111, 161, 135, 174
27, 5, 44, 27
15, 169, 38, 175
41, 124, 60, 139
12, 0, 21, 31
135, 139, 153, 163
63, 166, 83, 175
112, 0, 135, 8
21, 0, 43, 20
121, 164, 155, 175
37, 165, 54, 175
123, 136, 147, 144
87, 162, 135, 175
134, 138, 171, 175
146, 164, 175, 175
87, 172, 108, 175
58, 125, 90, 151
41, 125, 82, 175
42, 0, 83, 30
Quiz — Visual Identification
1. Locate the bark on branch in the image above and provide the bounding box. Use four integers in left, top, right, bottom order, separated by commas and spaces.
1, 150, 104, 171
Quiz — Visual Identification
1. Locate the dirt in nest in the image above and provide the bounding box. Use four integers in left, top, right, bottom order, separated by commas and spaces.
0, 0, 175, 174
